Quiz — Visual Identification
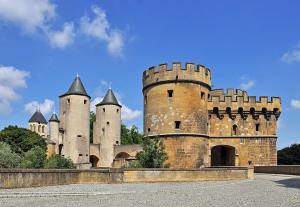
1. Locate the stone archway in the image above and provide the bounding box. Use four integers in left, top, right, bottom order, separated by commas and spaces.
115, 152, 130, 159
211, 145, 235, 166
90, 155, 99, 168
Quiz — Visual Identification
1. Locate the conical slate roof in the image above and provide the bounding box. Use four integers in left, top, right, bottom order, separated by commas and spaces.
49, 112, 59, 122
96, 89, 121, 107
60, 75, 90, 98
29, 110, 48, 124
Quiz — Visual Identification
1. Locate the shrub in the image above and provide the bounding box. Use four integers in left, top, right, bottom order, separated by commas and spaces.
0, 142, 21, 168
19, 146, 46, 169
135, 137, 168, 168
278, 143, 300, 165
44, 155, 75, 169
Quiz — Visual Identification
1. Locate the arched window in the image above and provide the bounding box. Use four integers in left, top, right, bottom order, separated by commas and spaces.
213, 107, 219, 114
238, 107, 243, 114
38, 125, 41, 132
226, 107, 231, 115
42, 126, 45, 133
232, 124, 238, 135
33, 124, 36, 132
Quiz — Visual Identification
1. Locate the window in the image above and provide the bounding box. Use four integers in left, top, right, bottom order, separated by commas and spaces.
38, 125, 41, 132
102, 128, 105, 135
84, 100, 87, 104
116, 141, 119, 145
168, 90, 173, 97
79, 154, 83, 156
208, 94, 211, 99
201, 92, 205, 100
42, 126, 44, 133
175, 121, 181, 129
117, 109, 119, 113
103, 108, 105, 112
67, 99, 70, 104
107, 121, 110, 125
144, 95, 147, 104
148, 128, 151, 132
77, 135, 82, 137
233, 124, 238, 135
256, 124, 260, 132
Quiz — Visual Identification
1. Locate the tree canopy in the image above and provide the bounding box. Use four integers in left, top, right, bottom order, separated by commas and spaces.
278, 143, 300, 165
121, 125, 143, 145
0, 125, 46, 155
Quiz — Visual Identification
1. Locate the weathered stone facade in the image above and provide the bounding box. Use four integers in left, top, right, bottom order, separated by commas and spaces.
143, 62, 281, 168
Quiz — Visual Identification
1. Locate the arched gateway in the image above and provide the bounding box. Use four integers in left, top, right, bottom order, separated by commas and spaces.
211, 145, 235, 166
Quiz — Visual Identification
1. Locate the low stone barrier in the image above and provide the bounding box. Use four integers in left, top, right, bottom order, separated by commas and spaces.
254, 165, 300, 175
0, 167, 253, 189
123, 167, 253, 183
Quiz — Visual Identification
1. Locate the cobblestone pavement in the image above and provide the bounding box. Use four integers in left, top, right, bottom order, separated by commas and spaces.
0, 174, 299, 207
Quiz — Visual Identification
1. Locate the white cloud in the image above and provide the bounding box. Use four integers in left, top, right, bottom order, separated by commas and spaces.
291, 99, 300, 109
281, 50, 300, 63
0, 66, 30, 115
240, 80, 255, 90
0, 0, 56, 32
48, 22, 75, 48
24, 99, 54, 116
80, 5, 124, 57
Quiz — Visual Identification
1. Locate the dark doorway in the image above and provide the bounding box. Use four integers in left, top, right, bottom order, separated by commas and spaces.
211, 145, 235, 166
58, 144, 63, 155
90, 155, 99, 167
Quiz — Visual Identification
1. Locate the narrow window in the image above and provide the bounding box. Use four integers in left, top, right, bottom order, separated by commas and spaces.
233, 124, 238, 135
84, 100, 87, 104
38, 125, 41, 132
79, 154, 83, 156
116, 141, 119, 145
103, 108, 105, 112
148, 128, 151, 132
117, 109, 119, 113
42, 126, 44, 133
175, 121, 181, 129
201, 92, 205, 100
144, 95, 147, 104
77, 135, 82, 137
256, 124, 260, 132
107, 121, 110, 125
168, 90, 173, 97
208, 94, 211, 99
67, 99, 70, 104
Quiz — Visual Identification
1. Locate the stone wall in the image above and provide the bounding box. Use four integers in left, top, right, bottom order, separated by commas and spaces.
254, 165, 300, 175
0, 167, 252, 189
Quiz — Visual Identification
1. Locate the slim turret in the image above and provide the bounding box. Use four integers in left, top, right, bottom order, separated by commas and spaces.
49, 112, 60, 154
28, 109, 48, 138
59, 75, 91, 168
94, 88, 122, 167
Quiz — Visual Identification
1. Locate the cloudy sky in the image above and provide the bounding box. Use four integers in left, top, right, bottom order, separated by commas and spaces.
0, 0, 299, 148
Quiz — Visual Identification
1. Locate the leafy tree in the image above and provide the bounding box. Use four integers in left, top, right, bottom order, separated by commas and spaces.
0, 142, 21, 168
121, 124, 143, 145
19, 146, 46, 169
90, 112, 96, 143
278, 143, 300, 165
44, 155, 75, 169
135, 137, 168, 168
0, 126, 46, 155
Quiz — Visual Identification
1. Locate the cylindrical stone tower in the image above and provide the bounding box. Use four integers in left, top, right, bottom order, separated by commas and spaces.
59, 75, 91, 168
95, 89, 122, 167
49, 112, 60, 154
143, 62, 212, 168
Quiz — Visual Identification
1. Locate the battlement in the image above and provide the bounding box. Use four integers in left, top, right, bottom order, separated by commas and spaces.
208, 88, 282, 113
143, 62, 212, 91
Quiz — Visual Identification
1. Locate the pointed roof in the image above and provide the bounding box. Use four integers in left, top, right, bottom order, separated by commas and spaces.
59, 75, 90, 98
96, 89, 122, 107
49, 112, 59, 122
29, 110, 48, 124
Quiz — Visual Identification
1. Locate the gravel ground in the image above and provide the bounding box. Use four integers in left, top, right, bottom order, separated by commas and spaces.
0, 173, 299, 207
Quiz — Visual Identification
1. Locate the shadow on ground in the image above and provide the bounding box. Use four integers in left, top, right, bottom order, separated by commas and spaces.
275, 178, 300, 189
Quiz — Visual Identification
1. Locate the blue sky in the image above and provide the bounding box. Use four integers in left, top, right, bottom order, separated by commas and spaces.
0, 0, 299, 149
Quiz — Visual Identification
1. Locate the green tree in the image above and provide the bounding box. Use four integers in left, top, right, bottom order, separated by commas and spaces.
278, 143, 300, 165
135, 137, 168, 168
44, 155, 75, 169
19, 146, 46, 169
0, 126, 46, 155
0, 142, 21, 168
90, 111, 96, 143
121, 124, 143, 145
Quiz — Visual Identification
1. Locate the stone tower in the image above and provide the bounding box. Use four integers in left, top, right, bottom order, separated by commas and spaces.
143, 62, 212, 168
59, 75, 91, 168
94, 89, 122, 167
49, 112, 60, 154
28, 109, 48, 138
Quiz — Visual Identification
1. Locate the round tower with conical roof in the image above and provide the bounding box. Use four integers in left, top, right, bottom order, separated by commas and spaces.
94, 88, 122, 167
28, 109, 48, 138
49, 112, 60, 154
59, 75, 91, 168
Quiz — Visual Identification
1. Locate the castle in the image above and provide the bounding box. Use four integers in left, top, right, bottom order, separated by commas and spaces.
28, 62, 282, 168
